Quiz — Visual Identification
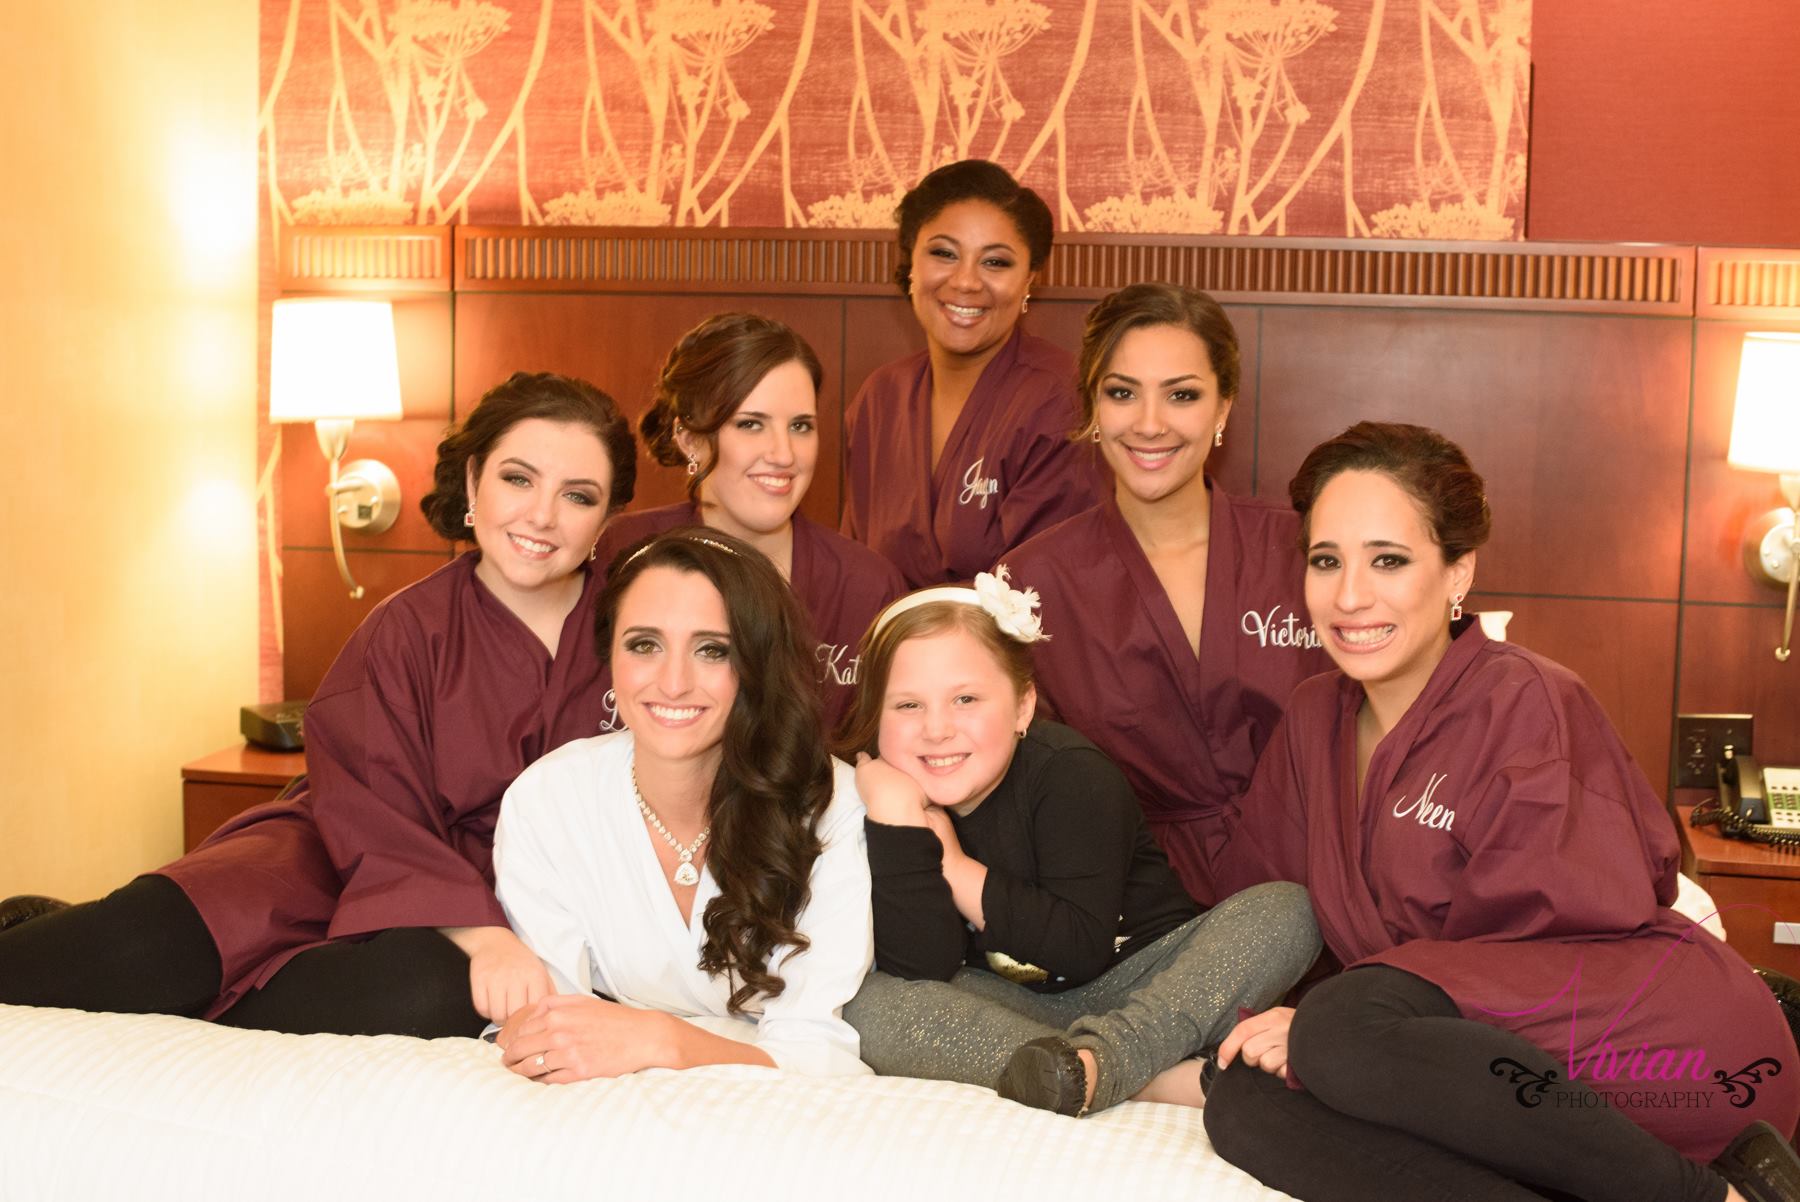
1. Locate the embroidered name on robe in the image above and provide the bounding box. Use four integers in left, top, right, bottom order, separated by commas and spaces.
817, 641, 862, 686
598, 688, 623, 733
1391, 772, 1455, 830
1240, 605, 1325, 650
958, 458, 1000, 509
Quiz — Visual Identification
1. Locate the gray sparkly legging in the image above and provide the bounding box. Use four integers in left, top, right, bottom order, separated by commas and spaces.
843, 880, 1322, 1112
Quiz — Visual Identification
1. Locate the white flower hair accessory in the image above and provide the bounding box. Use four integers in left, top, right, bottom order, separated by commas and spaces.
870, 564, 1050, 644
972, 565, 1048, 643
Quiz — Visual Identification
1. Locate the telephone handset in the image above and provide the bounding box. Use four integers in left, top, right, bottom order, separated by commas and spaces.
1692, 748, 1800, 847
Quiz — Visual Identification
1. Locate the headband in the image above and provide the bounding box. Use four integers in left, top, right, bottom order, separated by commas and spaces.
872, 565, 1049, 643
621, 530, 742, 570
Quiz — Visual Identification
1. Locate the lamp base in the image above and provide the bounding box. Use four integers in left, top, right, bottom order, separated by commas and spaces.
330, 458, 402, 533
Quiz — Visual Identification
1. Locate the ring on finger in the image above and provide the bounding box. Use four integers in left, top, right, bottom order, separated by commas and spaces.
534, 1053, 547, 1070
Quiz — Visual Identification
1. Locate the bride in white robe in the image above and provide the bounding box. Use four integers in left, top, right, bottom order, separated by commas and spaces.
492, 528, 873, 1080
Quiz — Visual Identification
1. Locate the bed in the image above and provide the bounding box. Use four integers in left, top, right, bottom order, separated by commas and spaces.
0, 1003, 1293, 1201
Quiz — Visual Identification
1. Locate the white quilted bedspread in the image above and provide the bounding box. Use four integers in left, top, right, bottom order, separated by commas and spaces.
0, 1004, 1292, 1202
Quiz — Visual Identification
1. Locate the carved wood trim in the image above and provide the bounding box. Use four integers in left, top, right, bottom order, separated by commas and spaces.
260, 226, 1799, 318
277, 226, 452, 292
1697, 247, 1800, 319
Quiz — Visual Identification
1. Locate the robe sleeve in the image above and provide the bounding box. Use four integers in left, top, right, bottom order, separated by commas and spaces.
492, 767, 592, 998
974, 748, 1137, 987
998, 418, 1097, 554
1210, 712, 1313, 901
864, 820, 968, 981
754, 788, 874, 1076
1428, 752, 1668, 944
305, 606, 509, 939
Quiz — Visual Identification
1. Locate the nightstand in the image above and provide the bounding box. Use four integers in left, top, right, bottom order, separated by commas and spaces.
1676, 801, 1800, 976
181, 743, 307, 851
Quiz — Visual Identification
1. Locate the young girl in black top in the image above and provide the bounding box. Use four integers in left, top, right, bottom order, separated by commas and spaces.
838, 569, 1321, 1115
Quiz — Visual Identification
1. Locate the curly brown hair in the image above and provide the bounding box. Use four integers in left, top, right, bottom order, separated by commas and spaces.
596, 527, 833, 1013
420, 372, 637, 539
1288, 421, 1492, 562
637, 312, 823, 503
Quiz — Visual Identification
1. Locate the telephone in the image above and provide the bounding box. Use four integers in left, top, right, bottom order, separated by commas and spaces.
1692, 748, 1800, 847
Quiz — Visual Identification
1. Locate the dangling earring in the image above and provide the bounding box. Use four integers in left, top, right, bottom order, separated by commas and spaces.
1213, 425, 1224, 448
1021, 293, 1031, 314
1450, 593, 1465, 622
685, 458, 699, 478
589, 543, 599, 563
463, 507, 475, 528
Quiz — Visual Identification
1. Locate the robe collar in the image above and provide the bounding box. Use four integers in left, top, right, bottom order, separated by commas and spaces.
924, 324, 1029, 496
1319, 616, 1490, 961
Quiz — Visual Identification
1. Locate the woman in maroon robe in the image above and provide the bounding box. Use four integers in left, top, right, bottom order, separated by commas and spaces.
1004, 284, 1328, 906
841, 159, 1102, 587
1203, 422, 1800, 1202
0, 372, 637, 1038
593, 313, 904, 728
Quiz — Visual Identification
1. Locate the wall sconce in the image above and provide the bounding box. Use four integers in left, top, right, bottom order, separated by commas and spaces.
269, 298, 404, 600
1727, 331, 1800, 662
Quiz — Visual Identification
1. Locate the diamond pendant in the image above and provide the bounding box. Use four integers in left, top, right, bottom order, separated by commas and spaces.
673, 859, 699, 887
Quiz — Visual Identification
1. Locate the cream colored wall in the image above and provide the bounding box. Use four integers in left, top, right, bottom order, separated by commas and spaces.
0, 3, 258, 898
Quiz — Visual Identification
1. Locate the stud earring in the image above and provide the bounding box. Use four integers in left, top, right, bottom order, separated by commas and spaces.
1450, 593, 1465, 622
1015, 729, 1026, 740
1089, 426, 1101, 443
1213, 426, 1224, 448
463, 508, 475, 528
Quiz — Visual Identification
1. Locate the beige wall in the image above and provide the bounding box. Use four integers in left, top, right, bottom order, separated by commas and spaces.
0, 3, 259, 897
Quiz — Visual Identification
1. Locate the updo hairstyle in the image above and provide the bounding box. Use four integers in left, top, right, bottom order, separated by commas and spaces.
1287, 421, 1492, 562
420, 371, 637, 539
1075, 283, 1241, 436
637, 312, 823, 501
893, 159, 1055, 295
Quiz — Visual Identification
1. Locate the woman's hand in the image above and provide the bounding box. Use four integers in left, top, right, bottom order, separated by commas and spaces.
497, 994, 670, 1083
442, 925, 552, 1024
855, 753, 929, 827
1217, 1006, 1296, 1080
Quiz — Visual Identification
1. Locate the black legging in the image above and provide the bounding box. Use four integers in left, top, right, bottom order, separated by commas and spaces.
1203, 966, 1725, 1202
0, 875, 484, 1038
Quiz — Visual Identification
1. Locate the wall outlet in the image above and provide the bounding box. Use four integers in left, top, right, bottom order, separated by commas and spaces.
1673, 713, 1755, 789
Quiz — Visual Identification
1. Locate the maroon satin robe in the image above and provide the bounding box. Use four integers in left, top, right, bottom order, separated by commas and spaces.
592, 504, 905, 729
159, 554, 610, 1016
842, 327, 1102, 587
1217, 622, 1799, 1159
1003, 485, 1329, 905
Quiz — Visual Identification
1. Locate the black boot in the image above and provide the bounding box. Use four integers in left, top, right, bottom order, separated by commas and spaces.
1713, 1120, 1800, 1202
1756, 967, 1800, 1053
0, 895, 68, 934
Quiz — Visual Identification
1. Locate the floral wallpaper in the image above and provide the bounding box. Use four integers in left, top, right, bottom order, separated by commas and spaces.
260, 0, 1531, 238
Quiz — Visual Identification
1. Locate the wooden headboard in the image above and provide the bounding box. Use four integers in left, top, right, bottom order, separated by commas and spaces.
273, 228, 1800, 787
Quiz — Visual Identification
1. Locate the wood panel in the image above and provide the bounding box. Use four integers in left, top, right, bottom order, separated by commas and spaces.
281, 549, 453, 700
1468, 594, 1679, 793
1678, 603, 1800, 766
454, 293, 852, 529
456, 226, 1694, 313
1256, 308, 1693, 600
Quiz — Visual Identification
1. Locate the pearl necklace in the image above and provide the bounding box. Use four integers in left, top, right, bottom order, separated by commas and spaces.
631, 764, 710, 887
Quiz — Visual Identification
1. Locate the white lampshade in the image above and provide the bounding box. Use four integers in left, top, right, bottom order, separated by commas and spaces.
269, 298, 404, 423
1727, 332, 1800, 475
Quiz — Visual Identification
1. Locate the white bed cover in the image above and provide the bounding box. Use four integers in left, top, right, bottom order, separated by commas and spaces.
0, 1004, 1293, 1201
